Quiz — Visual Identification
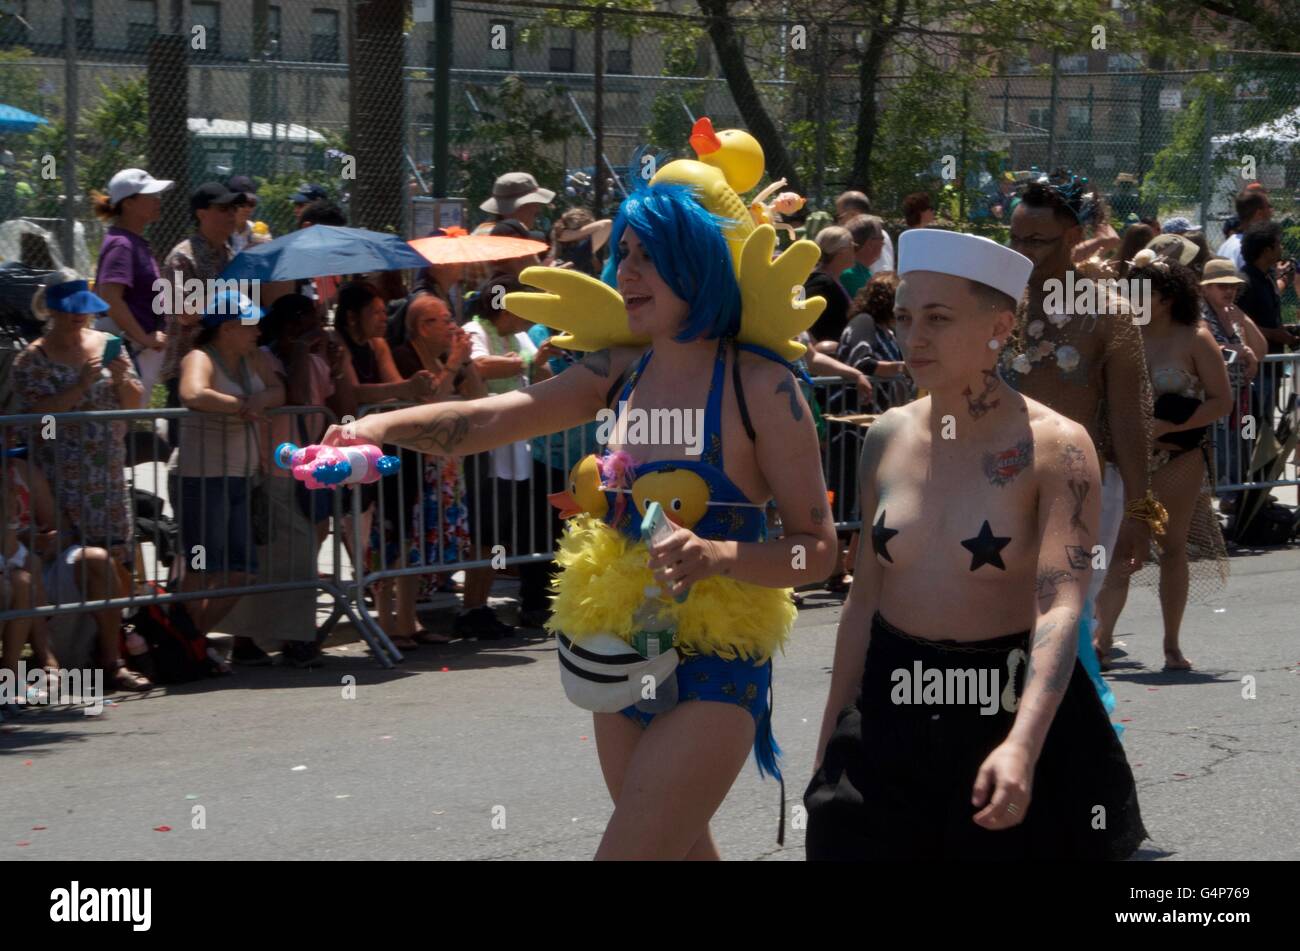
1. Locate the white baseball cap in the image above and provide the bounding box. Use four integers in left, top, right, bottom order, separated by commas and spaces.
107, 168, 174, 206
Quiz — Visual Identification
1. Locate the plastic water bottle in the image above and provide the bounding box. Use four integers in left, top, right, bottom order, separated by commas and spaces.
633, 584, 678, 714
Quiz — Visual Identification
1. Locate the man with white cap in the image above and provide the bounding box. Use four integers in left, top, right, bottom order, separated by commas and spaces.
806, 228, 1145, 859
92, 168, 173, 394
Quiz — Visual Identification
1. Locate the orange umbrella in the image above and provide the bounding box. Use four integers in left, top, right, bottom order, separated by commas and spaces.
409, 227, 548, 265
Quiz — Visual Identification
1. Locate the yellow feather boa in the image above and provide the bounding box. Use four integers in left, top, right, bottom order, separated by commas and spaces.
544, 515, 796, 662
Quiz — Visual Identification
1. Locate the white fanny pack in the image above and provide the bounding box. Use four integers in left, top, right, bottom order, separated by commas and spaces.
556, 631, 679, 713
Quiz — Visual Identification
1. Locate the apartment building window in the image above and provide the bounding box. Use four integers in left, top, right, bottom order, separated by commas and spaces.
1067, 104, 1091, 135
126, 0, 155, 53
486, 19, 512, 70
192, 1, 221, 58
1110, 0, 1138, 25
0, 0, 30, 49
606, 33, 631, 75
75, 0, 93, 49
1107, 52, 1142, 71
266, 4, 281, 55
549, 29, 574, 72
311, 8, 339, 63
1027, 107, 1051, 131
1058, 54, 1089, 74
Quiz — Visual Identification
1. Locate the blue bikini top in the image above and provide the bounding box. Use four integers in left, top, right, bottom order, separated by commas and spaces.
599, 338, 801, 544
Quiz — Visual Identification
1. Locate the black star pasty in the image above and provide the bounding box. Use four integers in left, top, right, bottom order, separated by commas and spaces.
872, 510, 899, 563
960, 520, 1011, 571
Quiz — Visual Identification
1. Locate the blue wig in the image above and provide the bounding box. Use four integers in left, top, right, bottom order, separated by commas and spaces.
600, 182, 742, 342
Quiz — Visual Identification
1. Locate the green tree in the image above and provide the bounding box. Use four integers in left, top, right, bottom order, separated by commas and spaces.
1145, 54, 1300, 216
869, 60, 990, 213
0, 47, 43, 114
646, 28, 709, 154
17, 76, 149, 218
79, 76, 150, 200
450, 75, 572, 226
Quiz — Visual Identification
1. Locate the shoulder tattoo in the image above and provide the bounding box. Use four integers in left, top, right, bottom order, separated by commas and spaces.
578, 349, 612, 378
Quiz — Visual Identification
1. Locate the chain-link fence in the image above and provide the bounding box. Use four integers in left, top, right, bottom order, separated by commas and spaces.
1, 2, 1299, 274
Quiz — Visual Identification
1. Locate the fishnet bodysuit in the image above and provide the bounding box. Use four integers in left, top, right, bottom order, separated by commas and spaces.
1001, 267, 1153, 496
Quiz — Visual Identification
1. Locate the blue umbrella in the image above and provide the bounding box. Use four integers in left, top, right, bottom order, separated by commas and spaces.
0, 103, 50, 134
220, 225, 431, 282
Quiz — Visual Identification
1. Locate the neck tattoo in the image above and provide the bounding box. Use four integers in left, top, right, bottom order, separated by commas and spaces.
963, 369, 1002, 420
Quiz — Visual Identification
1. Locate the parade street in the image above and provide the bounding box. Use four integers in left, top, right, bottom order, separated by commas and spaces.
3, 546, 1297, 862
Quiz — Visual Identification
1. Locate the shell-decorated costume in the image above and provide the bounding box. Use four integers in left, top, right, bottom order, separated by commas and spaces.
505, 118, 824, 664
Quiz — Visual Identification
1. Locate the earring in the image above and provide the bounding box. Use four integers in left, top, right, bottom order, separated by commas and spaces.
988, 338, 1001, 350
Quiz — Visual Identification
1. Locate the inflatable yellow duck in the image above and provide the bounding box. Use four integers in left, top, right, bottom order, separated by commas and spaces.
547, 454, 609, 520
689, 116, 765, 194
505, 116, 824, 363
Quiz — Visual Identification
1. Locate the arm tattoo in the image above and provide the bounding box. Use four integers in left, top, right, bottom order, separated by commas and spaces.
578, 349, 612, 378
776, 377, 804, 421
962, 369, 1002, 419
1035, 566, 1076, 609
1065, 545, 1091, 570
982, 438, 1033, 487
1030, 619, 1058, 649
811, 506, 826, 526
1026, 616, 1075, 694
1062, 443, 1092, 534
404, 411, 469, 455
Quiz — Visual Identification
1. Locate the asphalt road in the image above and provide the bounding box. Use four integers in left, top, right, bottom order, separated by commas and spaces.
3, 546, 1297, 861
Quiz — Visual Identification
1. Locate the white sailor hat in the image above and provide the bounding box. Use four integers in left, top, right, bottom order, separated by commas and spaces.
898, 228, 1033, 303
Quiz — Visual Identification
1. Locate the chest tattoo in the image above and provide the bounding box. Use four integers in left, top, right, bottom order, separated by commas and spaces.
982, 438, 1034, 488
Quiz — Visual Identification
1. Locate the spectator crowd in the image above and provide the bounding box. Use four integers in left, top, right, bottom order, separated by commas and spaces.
2, 160, 1298, 712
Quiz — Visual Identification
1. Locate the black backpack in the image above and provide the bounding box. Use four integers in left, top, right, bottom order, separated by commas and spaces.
132, 488, 179, 567
123, 584, 214, 684
1232, 502, 1299, 548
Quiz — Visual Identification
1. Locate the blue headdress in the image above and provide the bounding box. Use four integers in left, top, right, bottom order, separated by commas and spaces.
1036, 169, 1099, 225
600, 182, 742, 343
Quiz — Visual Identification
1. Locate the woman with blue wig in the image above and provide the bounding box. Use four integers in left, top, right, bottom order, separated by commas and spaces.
322, 183, 837, 859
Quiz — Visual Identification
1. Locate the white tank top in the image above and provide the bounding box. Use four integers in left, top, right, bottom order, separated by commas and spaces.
176, 348, 267, 478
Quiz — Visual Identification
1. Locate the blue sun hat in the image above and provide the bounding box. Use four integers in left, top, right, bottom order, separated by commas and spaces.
201, 287, 264, 328
45, 279, 109, 315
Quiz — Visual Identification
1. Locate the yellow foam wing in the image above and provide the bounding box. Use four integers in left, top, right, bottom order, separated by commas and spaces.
737, 224, 823, 362
504, 266, 650, 352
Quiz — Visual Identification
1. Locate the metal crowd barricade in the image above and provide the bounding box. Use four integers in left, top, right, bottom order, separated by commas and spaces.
808, 375, 869, 533
0, 405, 397, 667
349, 401, 604, 662
1210, 353, 1300, 494
352, 378, 870, 647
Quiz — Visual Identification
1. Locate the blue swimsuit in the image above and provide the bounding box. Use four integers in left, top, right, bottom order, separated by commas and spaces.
605, 339, 785, 784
